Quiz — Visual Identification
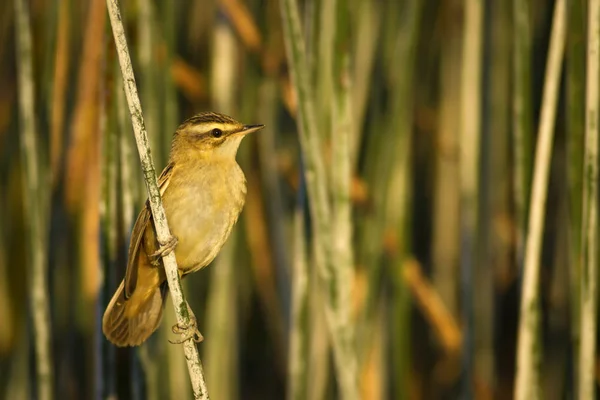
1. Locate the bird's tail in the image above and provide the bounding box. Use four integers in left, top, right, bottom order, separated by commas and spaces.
102, 280, 168, 347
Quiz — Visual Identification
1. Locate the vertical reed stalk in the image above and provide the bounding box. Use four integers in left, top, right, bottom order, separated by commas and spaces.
138, 0, 162, 167
481, 0, 511, 391
332, 1, 353, 226
256, 79, 289, 305
578, 1, 599, 397
100, 67, 118, 399
0, 214, 11, 357
387, 157, 413, 400
65, 0, 105, 324
303, 0, 318, 80
90, 18, 106, 395
105, 1, 209, 398
205, 232, 239, 400
514, 1, 566, 398
433, 0, 461, 322
308, 268, 331, 400
356, 118, 387, 340
279, 0, 359, 397
349, 0, 379, 166
204, 18, 240, 400
567, 0, 586, 382
358, 0, 420, 321
512, 0, 533, 270
247, 72, 291, 370
331, 2, 356, 395
288, 0, 330, 388
117, 70, 139, 227
158, 5, 190, 400
288, 184, 309, 400
162, 1, 178, 152
361, 299, 387, 399
460, 0, 482, 395
14, 0, 54, 398
137, 344, 159, 400
355, 2, 421, 397
50, 0, 70, 188
315, 0, 334, 136
64, 0, 105, 218
385, 0, 421, 394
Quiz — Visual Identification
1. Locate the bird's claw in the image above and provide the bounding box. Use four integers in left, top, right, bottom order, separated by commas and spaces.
169, 317, 204, 344
149, 235, 178, 266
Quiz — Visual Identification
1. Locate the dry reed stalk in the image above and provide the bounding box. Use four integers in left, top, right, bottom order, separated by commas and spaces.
50, 0, 70, 188
105, 0, 209, 397
403, 258, 462, 355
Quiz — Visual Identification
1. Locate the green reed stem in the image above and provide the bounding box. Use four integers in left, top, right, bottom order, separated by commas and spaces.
514, 1, 566, 398
577, 1, 599, 397
279, 0, 359, 396
512, 0, 533, 270
14, 0, 54, 398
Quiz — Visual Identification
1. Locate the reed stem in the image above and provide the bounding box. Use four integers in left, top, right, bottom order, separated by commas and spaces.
514, 1, 566, 398
279, 0, 359, 397
577, 0, 599, 396
105, 1, 209, 398
14, 0, 54, 398
512, 0, 533, 270
567, 0, 586, 384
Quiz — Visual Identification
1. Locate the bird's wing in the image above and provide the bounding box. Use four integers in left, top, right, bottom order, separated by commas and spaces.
124, 162, 174, 299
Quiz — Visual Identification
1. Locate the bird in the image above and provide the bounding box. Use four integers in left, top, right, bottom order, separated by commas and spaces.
102, 111, 264, 347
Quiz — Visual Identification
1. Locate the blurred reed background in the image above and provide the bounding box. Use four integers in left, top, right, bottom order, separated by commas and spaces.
1, 0, 598, 399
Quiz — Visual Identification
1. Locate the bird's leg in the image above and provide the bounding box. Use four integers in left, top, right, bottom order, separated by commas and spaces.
169, 301, 204, 344
149, 235, 178, 266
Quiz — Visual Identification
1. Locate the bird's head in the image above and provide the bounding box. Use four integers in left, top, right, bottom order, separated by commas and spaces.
171, 112, 264, 161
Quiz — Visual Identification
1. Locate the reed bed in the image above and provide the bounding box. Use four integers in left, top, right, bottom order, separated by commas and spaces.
1, 0, 599, 399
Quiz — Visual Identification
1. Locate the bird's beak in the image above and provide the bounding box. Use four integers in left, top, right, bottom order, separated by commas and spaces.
238, 124, 265, 136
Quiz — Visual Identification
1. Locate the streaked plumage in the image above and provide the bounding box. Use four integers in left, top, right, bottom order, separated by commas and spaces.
102, 112, 263, 346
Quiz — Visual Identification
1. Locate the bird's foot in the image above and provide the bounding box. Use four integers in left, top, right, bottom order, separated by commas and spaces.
169, 316, 204, 344
149, 235, 178, 266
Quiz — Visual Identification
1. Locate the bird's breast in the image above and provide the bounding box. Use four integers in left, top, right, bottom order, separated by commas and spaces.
161, 161, 246, 271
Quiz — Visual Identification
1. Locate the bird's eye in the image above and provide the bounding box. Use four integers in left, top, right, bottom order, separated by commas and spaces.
211, 128, 223, 138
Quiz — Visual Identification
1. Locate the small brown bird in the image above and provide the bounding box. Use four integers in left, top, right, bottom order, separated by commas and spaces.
102, 112, 263, 347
